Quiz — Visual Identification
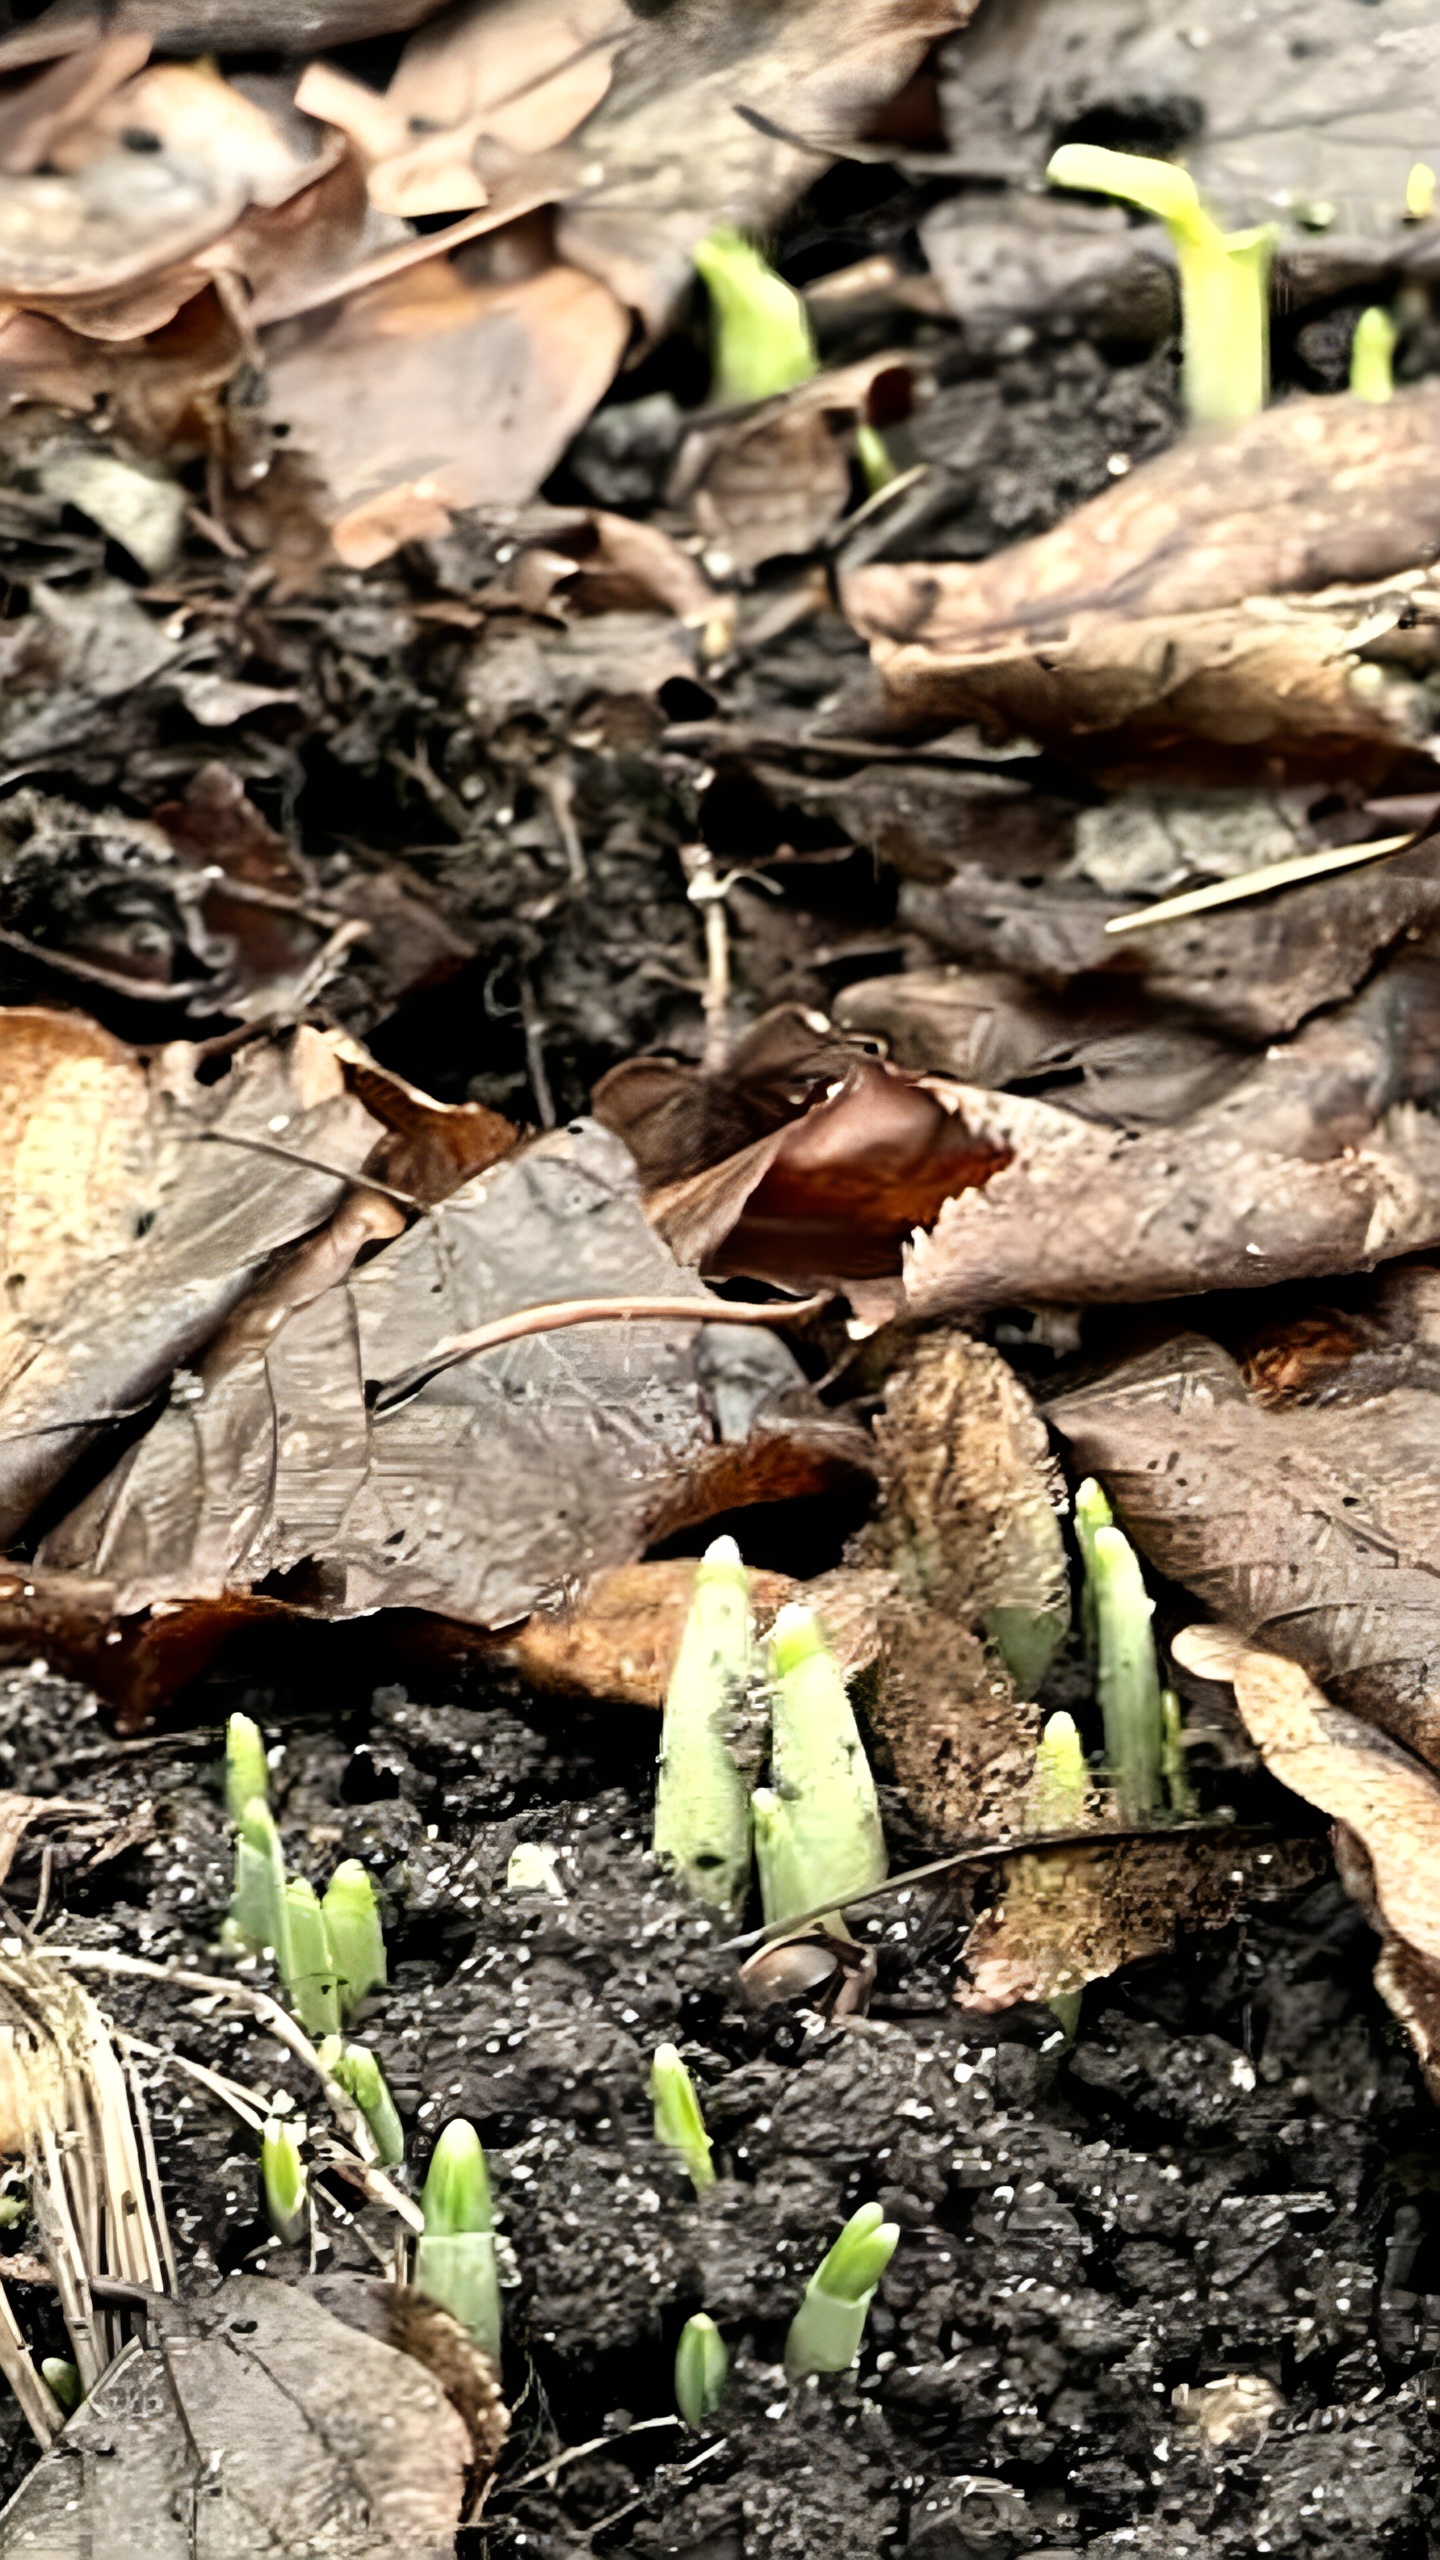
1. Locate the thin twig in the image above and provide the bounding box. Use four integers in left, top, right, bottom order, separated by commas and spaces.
1104, 831, 1417, 936
680, 844, 732, 1073
370, 1290, 830, 1413
121, 2048, 179, 2296
194, 1128, 427, 1212
501, 2415, 680, 2496
718, 1813, 1238, 1953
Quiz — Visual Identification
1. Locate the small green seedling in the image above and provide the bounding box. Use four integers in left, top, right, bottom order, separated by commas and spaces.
1074, 1475, 1112, 1661
1089, 1522, 1164, 1819
415, 2119, 501, 2364
261, 2113, 308, 2247
1026, 1710, 1087, 1832
224, 1712, 270, 1824
226, 1799, 291, 1972
675, 2313, 729, 2427
283, 1878, 341, 2040
694, 226, 816, 408
784, 2201, 899, 2379
1047, 143, 1275, 426
322, 1861, 387, 2019
40, 2358, 80, 2416
1406, 163, 1436, 221
317, 2036, 405, 2167
753, 1604, 887, 1933
651, 2043, 715, 2195
1350, 306, 1396, 403
653, 1535, 754, 1919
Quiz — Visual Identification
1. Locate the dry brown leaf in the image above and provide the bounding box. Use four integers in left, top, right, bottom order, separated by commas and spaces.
500, 1557, 886, 1707
843, 387, 1440, 767
959, 1831, 1326, 2013
262, 254, 630, 569
0, 33, 151, 175
1172, 1625, 1440, 2097
669, 357, 912, 573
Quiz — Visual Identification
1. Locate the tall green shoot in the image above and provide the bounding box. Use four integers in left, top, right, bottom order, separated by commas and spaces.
694, 226, 816, 408
753, 1605, 886, 1935
653, 1536, 754, 1918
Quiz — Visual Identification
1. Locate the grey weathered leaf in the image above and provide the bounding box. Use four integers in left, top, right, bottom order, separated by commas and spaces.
0, 2277, 471, 2559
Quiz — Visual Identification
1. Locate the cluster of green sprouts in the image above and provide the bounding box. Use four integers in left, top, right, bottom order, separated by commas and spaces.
653, 1537, 887, 1929
672, 2197, 899, 2424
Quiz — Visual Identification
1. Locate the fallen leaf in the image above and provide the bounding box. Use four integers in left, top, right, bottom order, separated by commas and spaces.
668, 357, 912, 573
842, 388, 1440, 769
0, 3, 446, 66
958, 1830, 1326, 2013
498, 1556, 887, 1707
0, 2275, 474, 2557
854, 1328, 1070, 1838
595, 1002, 1010, 1288
41, 1120, 872, 1628
1047, 1311, 1440, 1770
1172, 1625, 1440, 2100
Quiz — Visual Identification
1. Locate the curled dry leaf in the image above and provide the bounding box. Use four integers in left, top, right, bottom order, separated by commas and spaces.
1046, 1309, 1440, 1770
842, 388, 1440, 769
903, 950, 1440, 1317
1172, 1626, 1440, 2100
41, 1120, 872, 1629
855, 1329, 1069, 1839
595, 1002, 1009, 1290
669, 357, 912, 574
958, 1832, 1326, 2015
499, 1556, 887, 1708
0, 2276, 474, 2557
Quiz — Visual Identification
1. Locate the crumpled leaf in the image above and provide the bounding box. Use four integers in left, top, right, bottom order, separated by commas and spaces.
842, 388, 1440, 767
854, 1328, 1070, 1838
903, 944, 1440, 1318
0, 2275, 473, 2558
1172, 1625, 1440, 2101
668, 357, 912, 574
1046, 1301, 1440, 1771
958, 1829, 1326, 2014
42, 1120, 873, 1628
0, 1012, 383, 1543
594, 1002, 1009, 1290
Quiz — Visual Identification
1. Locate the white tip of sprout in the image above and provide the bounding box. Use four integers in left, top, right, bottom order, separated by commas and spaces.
704, 1534, 742, 1566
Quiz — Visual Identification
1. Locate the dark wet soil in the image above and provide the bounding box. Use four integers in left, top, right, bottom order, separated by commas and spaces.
1, 1646, 1437, 2558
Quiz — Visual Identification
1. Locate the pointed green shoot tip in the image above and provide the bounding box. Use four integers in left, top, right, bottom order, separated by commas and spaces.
760, 1606, 887, 1930
323, 2038, 405, 2166
261, 2114, 308, 2246
653, 1532, 753, 1918
651, 2042, 716, 2195
281, 1876, 340, 2038
770, 1601, 824, 1680
784, 2202, 899, 2379
1091, 1522, 1164, 1819
675, 2313, 729, 2428
1350, 306, 1396, 403
1027, 1710, 1088, 1832
228, 1798, 291, 1970
694, 225, 817, 409
322, 1859, 387, 2020
224, 1712, 269, 1824
416, 2118, 500, 2360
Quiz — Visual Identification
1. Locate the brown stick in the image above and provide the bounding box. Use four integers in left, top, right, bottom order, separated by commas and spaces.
370, 1291, 830, 1413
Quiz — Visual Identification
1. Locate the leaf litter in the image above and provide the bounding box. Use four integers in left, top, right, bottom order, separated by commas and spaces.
2, 0, 1440, 2548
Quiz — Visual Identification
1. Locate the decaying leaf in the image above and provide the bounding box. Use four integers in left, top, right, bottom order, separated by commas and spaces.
0, 2275, 473, 2558
842, 388, 1440, 769
853, 1329, 1068, 1838
669, 358, 912, 574
498, 1555, 888, 1708
1047, 1309, 1440, 1770
958, 1830, 1327, 2013
595, 1002, 1009, 1289
41, 1119, 872, 1628
1172, 1626, 1440, 2098
902, 949, 1440, 1317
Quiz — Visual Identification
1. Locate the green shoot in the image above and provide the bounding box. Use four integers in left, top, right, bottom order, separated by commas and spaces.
226, 1799, 291, 1971
1026, 1711, 1087, 1832
653, 1535, 754, 1919
784, 2201, 899, 2379
1161, 1687, 1197, 1818
855, 420, 896, 494
1406, 163, 1436, 221
282, 1878, 341, 2039
1090, 1523, 1164, 1818
1350, 307, 1396, 403
1047, 143, 1275, 426
322, 1860, 387, 2020
753, 1604, 886, 1933
318, 2036, 405, 2167
39, 2358, 80, 2416
415, 2119, 501, 2363
651, 2043, 715, 2195
675, 2313, 729, 2427
261, 2113, 308, 2246
224, 1712, 270, 1824
506, 1841, 564, 1897
694, 226, 816, 408
1075, 1475, 1112, 1660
